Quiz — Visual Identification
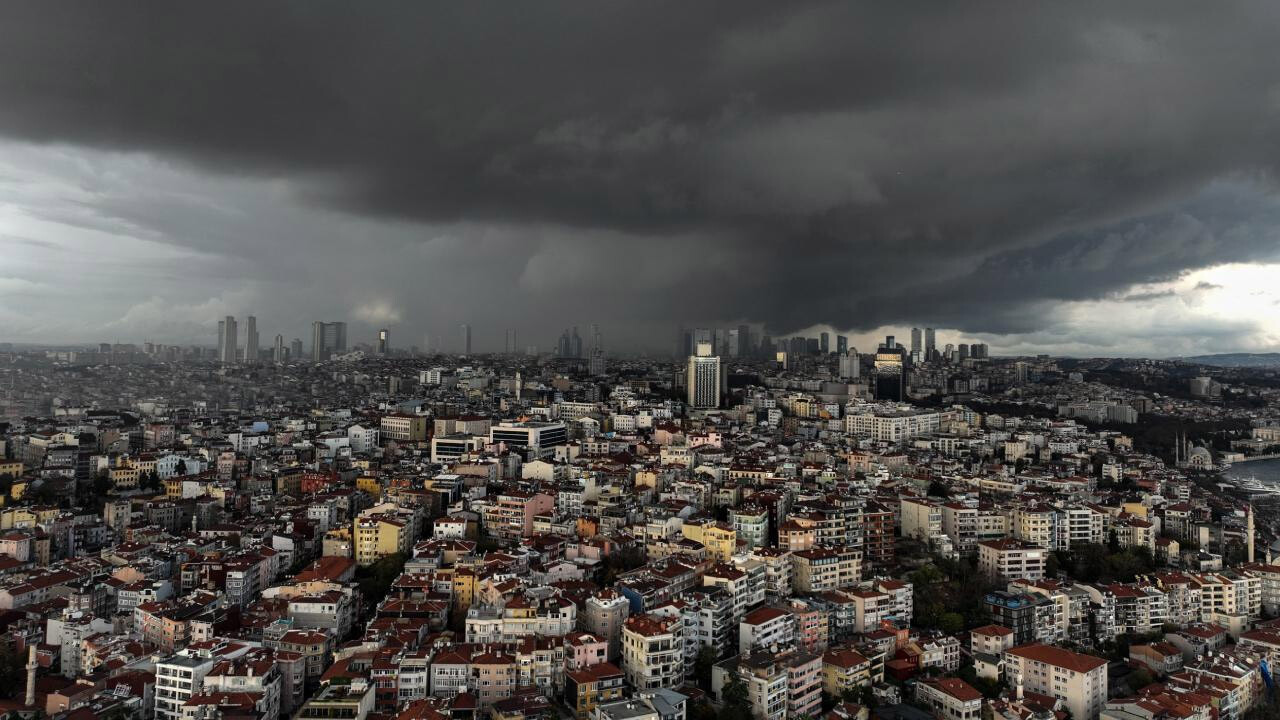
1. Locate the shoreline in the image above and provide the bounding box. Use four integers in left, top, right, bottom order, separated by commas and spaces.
1230, 454, 1280, 464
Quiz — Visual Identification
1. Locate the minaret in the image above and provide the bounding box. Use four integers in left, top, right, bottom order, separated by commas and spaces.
25, 644, 36, 707
1248, 504, 1256, 564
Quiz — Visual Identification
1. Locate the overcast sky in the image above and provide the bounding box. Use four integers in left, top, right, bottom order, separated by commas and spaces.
3, 2, 1280, 356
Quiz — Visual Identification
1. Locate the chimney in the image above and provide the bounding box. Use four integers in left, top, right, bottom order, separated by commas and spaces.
25, 644, 37, 707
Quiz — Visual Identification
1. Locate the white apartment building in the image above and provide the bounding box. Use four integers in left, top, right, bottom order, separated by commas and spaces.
1004, 644, 1108, 720
622, 614, 685, 690
978, 539, 1046, 583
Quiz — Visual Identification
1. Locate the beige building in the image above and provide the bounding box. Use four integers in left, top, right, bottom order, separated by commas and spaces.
380, 413, 428, 443
916, 677, 984, 720
792, 546, 861, 593
622, 614, 684, 690
1004, 644, 1108, 720
978, 538, 1046, 583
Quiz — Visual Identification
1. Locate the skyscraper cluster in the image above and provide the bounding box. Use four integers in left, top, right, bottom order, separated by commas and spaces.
557, 327, 583, 359
216, 314, 305, 364
677, 325, 774, 360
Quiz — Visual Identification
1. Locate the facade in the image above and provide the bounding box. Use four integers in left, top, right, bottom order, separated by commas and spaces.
622, 614, 685, 691
978, 539, 1047, 583
686, 344, 722, 409
1004, 644, 1109, 720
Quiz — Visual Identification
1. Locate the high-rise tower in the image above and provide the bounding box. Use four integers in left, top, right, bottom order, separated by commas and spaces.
686, 342, 721, 409
221, 315, 238, 363
245, 316, 258, 364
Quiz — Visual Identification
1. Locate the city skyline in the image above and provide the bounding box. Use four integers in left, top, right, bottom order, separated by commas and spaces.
1, 5, 1280, 356
4, 6, 1280, 716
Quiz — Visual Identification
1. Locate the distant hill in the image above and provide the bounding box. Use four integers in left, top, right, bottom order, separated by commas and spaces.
1178, 353, 1280, 367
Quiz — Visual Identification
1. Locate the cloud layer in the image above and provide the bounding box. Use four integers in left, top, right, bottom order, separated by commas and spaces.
2, 2, 1280, 354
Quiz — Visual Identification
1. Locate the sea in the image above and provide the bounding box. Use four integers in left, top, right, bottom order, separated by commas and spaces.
1224, 458, 1280, 485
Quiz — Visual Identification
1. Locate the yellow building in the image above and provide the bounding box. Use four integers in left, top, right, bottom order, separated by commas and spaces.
447, 567, 478, 610
1122, 501, 1149, 518
353, 516, 409, 566
823, 647, 874, 696
681, 519, 736, 562
0, 506, 58, 530
110, 466, 141, 490
356, 475, 383, 496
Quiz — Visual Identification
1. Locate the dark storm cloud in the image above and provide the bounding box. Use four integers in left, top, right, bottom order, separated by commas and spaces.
2, 1, 1280, 344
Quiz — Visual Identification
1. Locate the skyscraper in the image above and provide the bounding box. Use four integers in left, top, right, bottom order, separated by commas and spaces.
312, 321, 347, 361
686, 342, 721, 409
836, 335, 848, 355
820, 332, 830, 354
873, 335, 905, 401
311, 322, 324, 361
570, 327, 583, 358
838, 350, 860, 379
676, 326, 693, 359
910, 327, 921, 356
290, 338, 303, 361
217, 320, 225, 361
220, 315, 237, 363
925, 327, 936, 360
378, 328, 389, 355
737, 324, 751, 358
460, 323, 472, 355
245, 316, 258, 364
274, 334, 285, 363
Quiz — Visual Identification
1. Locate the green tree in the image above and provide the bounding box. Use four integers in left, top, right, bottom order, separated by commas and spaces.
721, 673, 753, 720
939, 612, 965, 634
693, 644, 719, 691
0, 645, 27, 699
1127, 667, 1155, 692
354, 552, 407, 619
688, 700, 718, 720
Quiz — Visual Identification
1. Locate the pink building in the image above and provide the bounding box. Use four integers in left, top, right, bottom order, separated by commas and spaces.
564, 631, 609, 670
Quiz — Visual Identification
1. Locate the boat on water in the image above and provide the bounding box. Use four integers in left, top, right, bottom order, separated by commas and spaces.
1233, 476, 1280, 495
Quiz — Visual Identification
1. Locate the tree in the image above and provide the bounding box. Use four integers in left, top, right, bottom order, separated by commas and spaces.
1127, 667, 1156, 692
721, 673, 753, 720
0, 645, 27, 699
1107, 530, 1120, 554
355, 552, 407, 617
176, 459, 187, 476
938, 612, 965, 634
92, 473, 112, 498
1045, 552, 1060, 579
927, 480, 950, 498
688, 700, 718, 720
694, 644, 719, 691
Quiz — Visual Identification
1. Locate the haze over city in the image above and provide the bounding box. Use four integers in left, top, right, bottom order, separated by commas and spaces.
3, 3, 1280, 355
